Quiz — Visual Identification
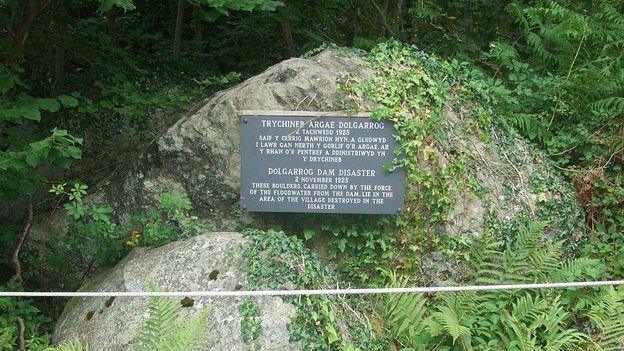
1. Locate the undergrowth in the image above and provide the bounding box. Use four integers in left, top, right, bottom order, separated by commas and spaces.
242, 228, 390, 351
26, 189, 199, 293
379, 222, 623, 350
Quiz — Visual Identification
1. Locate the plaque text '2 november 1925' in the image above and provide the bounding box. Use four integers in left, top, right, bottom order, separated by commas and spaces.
240, 111, 405, 214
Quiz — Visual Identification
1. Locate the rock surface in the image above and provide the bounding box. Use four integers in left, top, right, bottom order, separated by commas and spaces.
88, 49, 368, 231
50, 48, 588, 347
33, 48, 584, 283
39, 48, 582, 233
53, 232, 299, 350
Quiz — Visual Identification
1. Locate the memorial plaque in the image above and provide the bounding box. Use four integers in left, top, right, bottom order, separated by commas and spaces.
240, 111, 405, 214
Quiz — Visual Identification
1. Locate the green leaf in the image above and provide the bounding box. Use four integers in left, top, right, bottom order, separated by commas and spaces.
199, 8, 228, 22
0, 74, 14, 94
325, 324, 339, 344
38, 99, 60, 112
97, 0, 136, 12
303, 229, 315, 241
54, 157, 73, 169
19, 104, 41, 121
25, 153, 42, 167
65, 146, 83, 159
337, 238, 347, 253
58, 95, 79, 108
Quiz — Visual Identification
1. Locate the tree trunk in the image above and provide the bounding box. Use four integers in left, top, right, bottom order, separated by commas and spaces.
279, 7, 295, 57
389, 0, 403, 35
173, 0, 185, 59
345, 1, 357, 46
191, 5, 204, 57
11, 0, 52, 63
193, 6, 202, 41
107, 9, 118, 45
380, 0, 389, 37
53, 0, 67, 94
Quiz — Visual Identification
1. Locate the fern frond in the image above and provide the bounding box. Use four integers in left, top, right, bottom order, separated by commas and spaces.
526, 31, 556, 62
155, 307, 211, 351
511, 293, 541, 322
497, 312, 539, 351
473, 240, 505, 285
536, 296, 568, 331
504, 294, 591, 351
526, 240, 563, 279
551, 257, 602, 282
135, 281, 211, 351
380, 272, 429, 342
135, 294, 179, 351
597, 3, 624, 26
505, 3, 531, 31
44, 340, 89, 351
547, 328, 595, 351
590, 97, 624, 117
502, 221, 549, 283
509, 113, 551, 143
431, 304, 471, 343
588, 287, 624, 351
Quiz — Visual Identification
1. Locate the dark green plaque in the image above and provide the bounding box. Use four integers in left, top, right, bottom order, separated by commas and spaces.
240, 111, 405, 214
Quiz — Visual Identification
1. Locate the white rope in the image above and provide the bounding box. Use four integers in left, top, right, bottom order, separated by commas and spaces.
2, 280, 624, 298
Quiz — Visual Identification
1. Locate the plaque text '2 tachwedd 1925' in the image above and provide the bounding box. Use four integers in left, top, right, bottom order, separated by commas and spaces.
240, 111, 405, 214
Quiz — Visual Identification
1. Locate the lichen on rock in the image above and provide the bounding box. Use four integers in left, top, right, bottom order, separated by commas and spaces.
53, 232, 299, 350
54, 230, 383, 350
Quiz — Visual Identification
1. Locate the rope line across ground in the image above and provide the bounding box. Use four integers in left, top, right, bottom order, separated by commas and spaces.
3, 280, 624, 298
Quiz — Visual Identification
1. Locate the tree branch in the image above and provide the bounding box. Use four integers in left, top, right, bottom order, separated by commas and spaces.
369, 0, 395, 37
12, 201, 33, 284
17, 316, 25, 351
12, 0, 52, 58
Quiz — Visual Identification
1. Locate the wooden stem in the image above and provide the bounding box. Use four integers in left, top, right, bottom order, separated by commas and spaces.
280, 11, 295, 57
173, 0, 185, 58
17, 316, 25, 351
12, 201, 33, 284
53, 0, 67, 93
13, 0, 52, 59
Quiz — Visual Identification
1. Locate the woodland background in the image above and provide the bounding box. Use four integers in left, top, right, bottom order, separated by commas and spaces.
0, 0, 623, 349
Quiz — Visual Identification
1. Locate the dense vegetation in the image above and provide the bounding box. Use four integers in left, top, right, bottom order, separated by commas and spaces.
1, 0, 622, 349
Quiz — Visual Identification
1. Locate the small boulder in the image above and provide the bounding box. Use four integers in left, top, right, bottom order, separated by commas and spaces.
53, 232, 299, 350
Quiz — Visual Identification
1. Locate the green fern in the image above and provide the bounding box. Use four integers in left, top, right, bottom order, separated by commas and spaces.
378, 272, 428, 346
44, 340, 89, 351
428, 303, 471, 346
474, 221, 554, 286
587, 287, 624, 351
49, 285, 211, 351
509, 113, 551, 143
135, 289, 180, 351
381, 222, 616, 350
590, 97, 624, 118
500, 221, 565, 283
136, 283, 210, 351
152, 308, 211, 351
551, 256, 602, 282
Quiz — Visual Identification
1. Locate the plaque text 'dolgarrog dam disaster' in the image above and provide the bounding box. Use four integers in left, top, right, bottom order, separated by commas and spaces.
240, 111, 405, 214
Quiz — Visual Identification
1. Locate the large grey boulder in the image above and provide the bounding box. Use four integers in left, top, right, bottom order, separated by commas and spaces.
87, 49, 368, 231
53, 232, 299, 350
33, 48, 584, 283
37, 47, 582, 235
29, 49, 370, 287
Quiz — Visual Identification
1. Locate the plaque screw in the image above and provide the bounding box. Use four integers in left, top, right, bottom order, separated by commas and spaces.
243, 118, 248, 123
242, 205, 248, 210
396, 208, 403, 213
